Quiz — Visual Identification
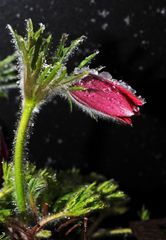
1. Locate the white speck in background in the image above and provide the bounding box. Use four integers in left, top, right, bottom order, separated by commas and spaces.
57, 139, 63, 144
29, 6, 34, 11
124, 15, 130, 26
133, 33, 138, 38
138, 66, 144, 71
141, 40, 150, 45
90, 18, 96, 23
101, 23, 108, 31
97, 9, 110, 18
16, 13, 20, 18
156, 7, 166, 15
90, 0, 96, 4
45, 137, 50, 143
47, 157, 53, 165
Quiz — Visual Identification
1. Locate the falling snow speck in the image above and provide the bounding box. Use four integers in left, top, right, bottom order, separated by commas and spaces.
138, 66, 144, 71
156, 8, 166, 15
45, 137, 50, 143
90, 0, 95, 4
57, 139, 63, 144
47, 157, 53, 164
133, 33, 138, 38
139, 30, 144, 34
124, 15, 130, 26
101, 23, 108, 31
29, 6, 34, 11
16, 13, 20, 18
97, 9, 110, 18
141, 40, 149, 45
90, 18, 96, 23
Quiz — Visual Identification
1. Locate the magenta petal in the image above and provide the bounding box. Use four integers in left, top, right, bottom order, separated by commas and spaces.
70, 74, 145, 125
114, 83, 144, 106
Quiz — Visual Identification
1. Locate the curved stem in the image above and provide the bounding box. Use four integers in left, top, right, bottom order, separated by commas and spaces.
36, 211, 65, 232
14, 98, 35, 212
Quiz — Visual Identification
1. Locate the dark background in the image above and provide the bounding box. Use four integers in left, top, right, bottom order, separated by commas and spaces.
0, 0, 166, 220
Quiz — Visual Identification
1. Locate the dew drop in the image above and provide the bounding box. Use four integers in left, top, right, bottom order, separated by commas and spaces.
99, 71, 112, 80
133, 106, 140, 112
103, 87, 112, 93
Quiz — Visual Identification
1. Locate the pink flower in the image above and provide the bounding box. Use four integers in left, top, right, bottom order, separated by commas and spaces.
70, 72, 145, 125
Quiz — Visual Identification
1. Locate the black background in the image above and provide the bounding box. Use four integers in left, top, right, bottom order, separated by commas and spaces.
0, 0, 166, 220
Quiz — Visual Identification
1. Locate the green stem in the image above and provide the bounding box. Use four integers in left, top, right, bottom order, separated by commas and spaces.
37, 211, 65, 230
14, 98, 35, 212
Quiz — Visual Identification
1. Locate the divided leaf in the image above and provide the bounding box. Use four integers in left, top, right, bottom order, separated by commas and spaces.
7, 19, 98, 106
0, 54, 17, 97
64, 183, 106, 217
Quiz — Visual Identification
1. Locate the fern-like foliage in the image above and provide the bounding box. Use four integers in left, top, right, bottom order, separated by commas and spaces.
0, 232, 9, 240
64, 183, 106, 217
0, 162, 127, 227
8, 19, 98, 106
0, 54, 17, 97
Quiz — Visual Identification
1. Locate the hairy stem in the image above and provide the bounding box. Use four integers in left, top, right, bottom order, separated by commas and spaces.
14, 98, 35, 212
36, 211, 65, 232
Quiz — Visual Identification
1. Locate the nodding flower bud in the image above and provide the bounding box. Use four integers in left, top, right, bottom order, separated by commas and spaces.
70, 72, 145, 125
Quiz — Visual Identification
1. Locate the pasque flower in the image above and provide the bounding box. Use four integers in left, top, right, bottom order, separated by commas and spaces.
70, 72, 145, 125
8, 19, 145, 212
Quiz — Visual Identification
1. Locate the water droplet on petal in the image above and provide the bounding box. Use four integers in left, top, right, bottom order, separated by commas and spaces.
99, 71, 112, 80
133, 106, 140, 112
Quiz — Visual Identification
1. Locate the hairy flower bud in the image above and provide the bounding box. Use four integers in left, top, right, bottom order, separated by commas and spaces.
70, 73, 145, 125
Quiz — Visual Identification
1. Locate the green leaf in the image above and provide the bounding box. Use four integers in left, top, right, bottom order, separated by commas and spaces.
64, 183, 106, 217
67, 94, 73, 112
42, 62, 62, 85
0, 54, 17, 97
54, 35, 86, 64
138, 205, 150, 221
78, 50, 99, 68
69, 86, 87, 91
0, 55, 15, 69
0, 232, 9, 240
36, 230, 52, 238
0, 209, 12, 222
53, 33, 68, 63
